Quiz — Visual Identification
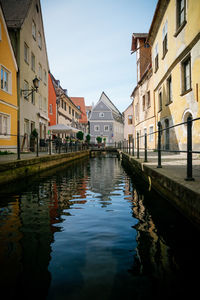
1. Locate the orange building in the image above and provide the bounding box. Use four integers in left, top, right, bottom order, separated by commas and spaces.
70, 97, 88, 134
48, 73, 57, 126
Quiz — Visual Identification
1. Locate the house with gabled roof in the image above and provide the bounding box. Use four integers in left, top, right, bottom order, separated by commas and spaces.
70, 97, 88, 135
1, 0, 49, 146
89, 92, 124, 144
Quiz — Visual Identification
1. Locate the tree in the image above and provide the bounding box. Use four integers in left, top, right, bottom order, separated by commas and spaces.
76, 131, 84, 141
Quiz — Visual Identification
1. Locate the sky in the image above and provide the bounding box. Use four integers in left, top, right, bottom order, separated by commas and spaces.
41, 0, 157, 113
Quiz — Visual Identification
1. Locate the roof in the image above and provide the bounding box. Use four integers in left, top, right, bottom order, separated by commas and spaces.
0, 0, 32, 28
98, 92, 121, 115
131, 33, 148, 52
70, 97, 88, 124
147, 0, 170, 45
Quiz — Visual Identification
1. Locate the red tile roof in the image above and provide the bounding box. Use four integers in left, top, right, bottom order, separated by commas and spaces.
70, 97, 88, 124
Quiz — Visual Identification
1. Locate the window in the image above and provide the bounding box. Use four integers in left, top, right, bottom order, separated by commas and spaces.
0, 113, 10, 136
64, 102, 66, 111
50, 104, 53, 114
142, 95, 145, 111
99, 112, 104, 117
159, 91, 162, 111
24, 43, 29, 64
72, 109, 74, 117
32, 20, 36, 39
1, 67, 9, 92
128, 115, 133, 125
43, 70, 47, 85
154, 43, 159, 72
182, 56, 191, 93
31, 121, 35, 133
149, 126, 154, 142
43, 97, 47, 112
167, 76, 172, 103
147, 91, 151, 108
23, 81, 29, 99
177, 0, 186, 29
162, 20, 168, 57
31, 52, 35, 71
94, 125, 100, 131
39, 64, 42, 80
104, 125, 109, 131
69, 106, 71, 114
39, 94, 42, 109
38, 32, 42, 49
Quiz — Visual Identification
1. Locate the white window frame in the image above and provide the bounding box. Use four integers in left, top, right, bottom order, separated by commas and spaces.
149, 125, 154, 142
31, 52, 35, 72
94, 125, 100, 131
0, 112, 11, 138
24, 42, 29, 64
49, 104, 53, 114
32, 20, 36, 40
1, 66, 11, 94
38, 31, 42, 49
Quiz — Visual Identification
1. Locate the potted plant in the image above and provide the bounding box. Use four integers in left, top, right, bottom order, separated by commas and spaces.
96, 136, 102, 148
76, 131, 84, 141
86, 134, 91, 145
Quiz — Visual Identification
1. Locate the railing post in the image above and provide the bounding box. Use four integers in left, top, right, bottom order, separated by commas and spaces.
132, 138, 134, 156
185, 116, 194, 181
36, 135, 39, 157
157, 121, 162, 168
144, 133, 148, 162
137, 132, 139, 159
17, 119, 20, 160
49, 136, 51, 155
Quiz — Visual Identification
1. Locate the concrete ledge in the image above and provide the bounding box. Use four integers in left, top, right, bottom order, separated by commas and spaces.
121, 152, 200, 229
0, 150, 90, 185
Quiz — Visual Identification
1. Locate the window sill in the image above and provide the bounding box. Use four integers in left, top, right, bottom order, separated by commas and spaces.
180, 88, 192, 96
174, 20, 187, 37
165, 100, 173, 106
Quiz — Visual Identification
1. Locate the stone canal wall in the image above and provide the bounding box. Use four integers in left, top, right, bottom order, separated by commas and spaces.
121, 151, 200, 229
0, 150, 90, 185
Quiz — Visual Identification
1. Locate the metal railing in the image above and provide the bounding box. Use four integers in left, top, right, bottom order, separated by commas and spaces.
120, 117, 200, 181
0, 133, 89, 159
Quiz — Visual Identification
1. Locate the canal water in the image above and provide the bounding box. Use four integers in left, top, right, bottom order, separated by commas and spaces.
0, 155, 199, 300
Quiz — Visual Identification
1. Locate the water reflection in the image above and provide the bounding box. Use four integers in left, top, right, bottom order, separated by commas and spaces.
0, 157, 199, 299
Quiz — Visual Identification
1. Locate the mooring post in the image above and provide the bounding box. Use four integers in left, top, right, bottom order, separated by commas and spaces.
185, 116, 194, 181
49, 135, 51, 155
157, 121, 162, 168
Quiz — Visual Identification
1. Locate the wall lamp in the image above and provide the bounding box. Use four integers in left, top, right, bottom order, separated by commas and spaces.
21, 76, 40, 98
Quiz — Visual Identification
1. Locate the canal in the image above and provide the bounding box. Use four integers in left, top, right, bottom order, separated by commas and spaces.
0, 155, 199, 299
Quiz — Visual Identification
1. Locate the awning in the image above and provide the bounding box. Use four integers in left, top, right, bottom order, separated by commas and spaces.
48, 124, 79, 133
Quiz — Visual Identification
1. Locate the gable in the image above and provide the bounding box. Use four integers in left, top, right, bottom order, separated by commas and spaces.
0, 6, 18, 71
93, 100, 111, 112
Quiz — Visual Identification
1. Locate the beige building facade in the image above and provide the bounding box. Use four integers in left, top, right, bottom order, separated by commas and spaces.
1, 0, 49, 146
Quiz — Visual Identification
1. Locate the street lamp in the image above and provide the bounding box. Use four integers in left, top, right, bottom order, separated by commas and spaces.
21, 76, 40, 98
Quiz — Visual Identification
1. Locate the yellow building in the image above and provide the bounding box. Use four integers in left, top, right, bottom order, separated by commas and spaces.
0, 5, 18, 152
131, 33, 156, 150
148, 0, 200, 150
